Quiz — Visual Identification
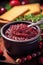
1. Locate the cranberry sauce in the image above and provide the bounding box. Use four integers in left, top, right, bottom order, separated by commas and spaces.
5, 23, 38, 40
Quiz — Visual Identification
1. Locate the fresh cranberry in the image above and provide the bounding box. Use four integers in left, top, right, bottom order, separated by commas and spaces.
21, 1, 26, 5
21, 0, 28, 4
9, 0, 20, 7
21, 57, 27, 63
0, 7, 6, 15
27, 55, 32, 61
38, 42, 43, 49
32, 53, 37, 58
21, 57, 25, 63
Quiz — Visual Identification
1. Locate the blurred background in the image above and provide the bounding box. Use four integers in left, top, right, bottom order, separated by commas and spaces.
0, 0, 43, 6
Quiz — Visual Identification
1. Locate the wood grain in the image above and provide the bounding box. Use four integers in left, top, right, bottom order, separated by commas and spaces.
0, 38, 16, 64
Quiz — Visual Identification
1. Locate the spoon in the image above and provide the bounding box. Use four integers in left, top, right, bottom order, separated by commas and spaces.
27, 19, 43, 27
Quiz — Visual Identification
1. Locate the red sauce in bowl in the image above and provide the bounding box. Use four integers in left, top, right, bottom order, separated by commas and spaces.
5, 23, 38, 40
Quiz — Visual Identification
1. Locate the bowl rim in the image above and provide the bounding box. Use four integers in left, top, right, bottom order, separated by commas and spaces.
1, 21, 41, 42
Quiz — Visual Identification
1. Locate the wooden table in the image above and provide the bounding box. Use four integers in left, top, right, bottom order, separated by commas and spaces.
0, 38, 16, 65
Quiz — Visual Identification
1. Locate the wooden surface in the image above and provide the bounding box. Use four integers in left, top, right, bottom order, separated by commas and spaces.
0, 38, 16, 64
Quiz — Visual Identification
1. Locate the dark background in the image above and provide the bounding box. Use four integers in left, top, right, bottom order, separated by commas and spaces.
0, 0, 43, 8
0, 0, 43, 4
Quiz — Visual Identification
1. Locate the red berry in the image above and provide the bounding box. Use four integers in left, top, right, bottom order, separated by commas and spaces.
32, 53, 37, 58
21, 57, 27, 62
0, 7, 6, 15
21, 0, 28, 5
39, 42, 43, 49
0, 50, 3, 56
21, 57, 25, 63
39, 57, 43, 64
27, 55, 32, 61
21, 1, 26, 5
9, 0, 20, 7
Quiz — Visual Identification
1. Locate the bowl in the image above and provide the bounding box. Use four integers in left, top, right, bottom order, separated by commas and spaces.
1, 21, 41, 57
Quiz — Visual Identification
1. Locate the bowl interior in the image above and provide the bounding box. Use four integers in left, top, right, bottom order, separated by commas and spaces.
1, 21, 41, 42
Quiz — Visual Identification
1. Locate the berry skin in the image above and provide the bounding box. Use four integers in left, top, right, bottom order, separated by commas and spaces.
39, 42, 43, 49
0, 7, 6, 15
9, 0, 20, 7
21, 1, 25, 5
21, 57, 27, 63
21, 0, 29, 5
27, 55, 32, 61
32, 53, 37, 58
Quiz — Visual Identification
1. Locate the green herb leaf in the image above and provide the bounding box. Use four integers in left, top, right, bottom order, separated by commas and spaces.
5, 4, 11, 11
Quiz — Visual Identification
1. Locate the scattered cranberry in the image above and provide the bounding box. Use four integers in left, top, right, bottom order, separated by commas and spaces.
16, 58, 21, 63
21, 0, 28, 4
21, 57, 27, 63
39, 57, 43, 64
0, 50, 3, 56
32, 53, 37, 58
38, 42, 43, 49
9, 0, 20, 7
27, 55, 32, 61
0, 7, 6, 15
24, 57, 27, 61
21, 57, 24, 63
21, 1, 26, 5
